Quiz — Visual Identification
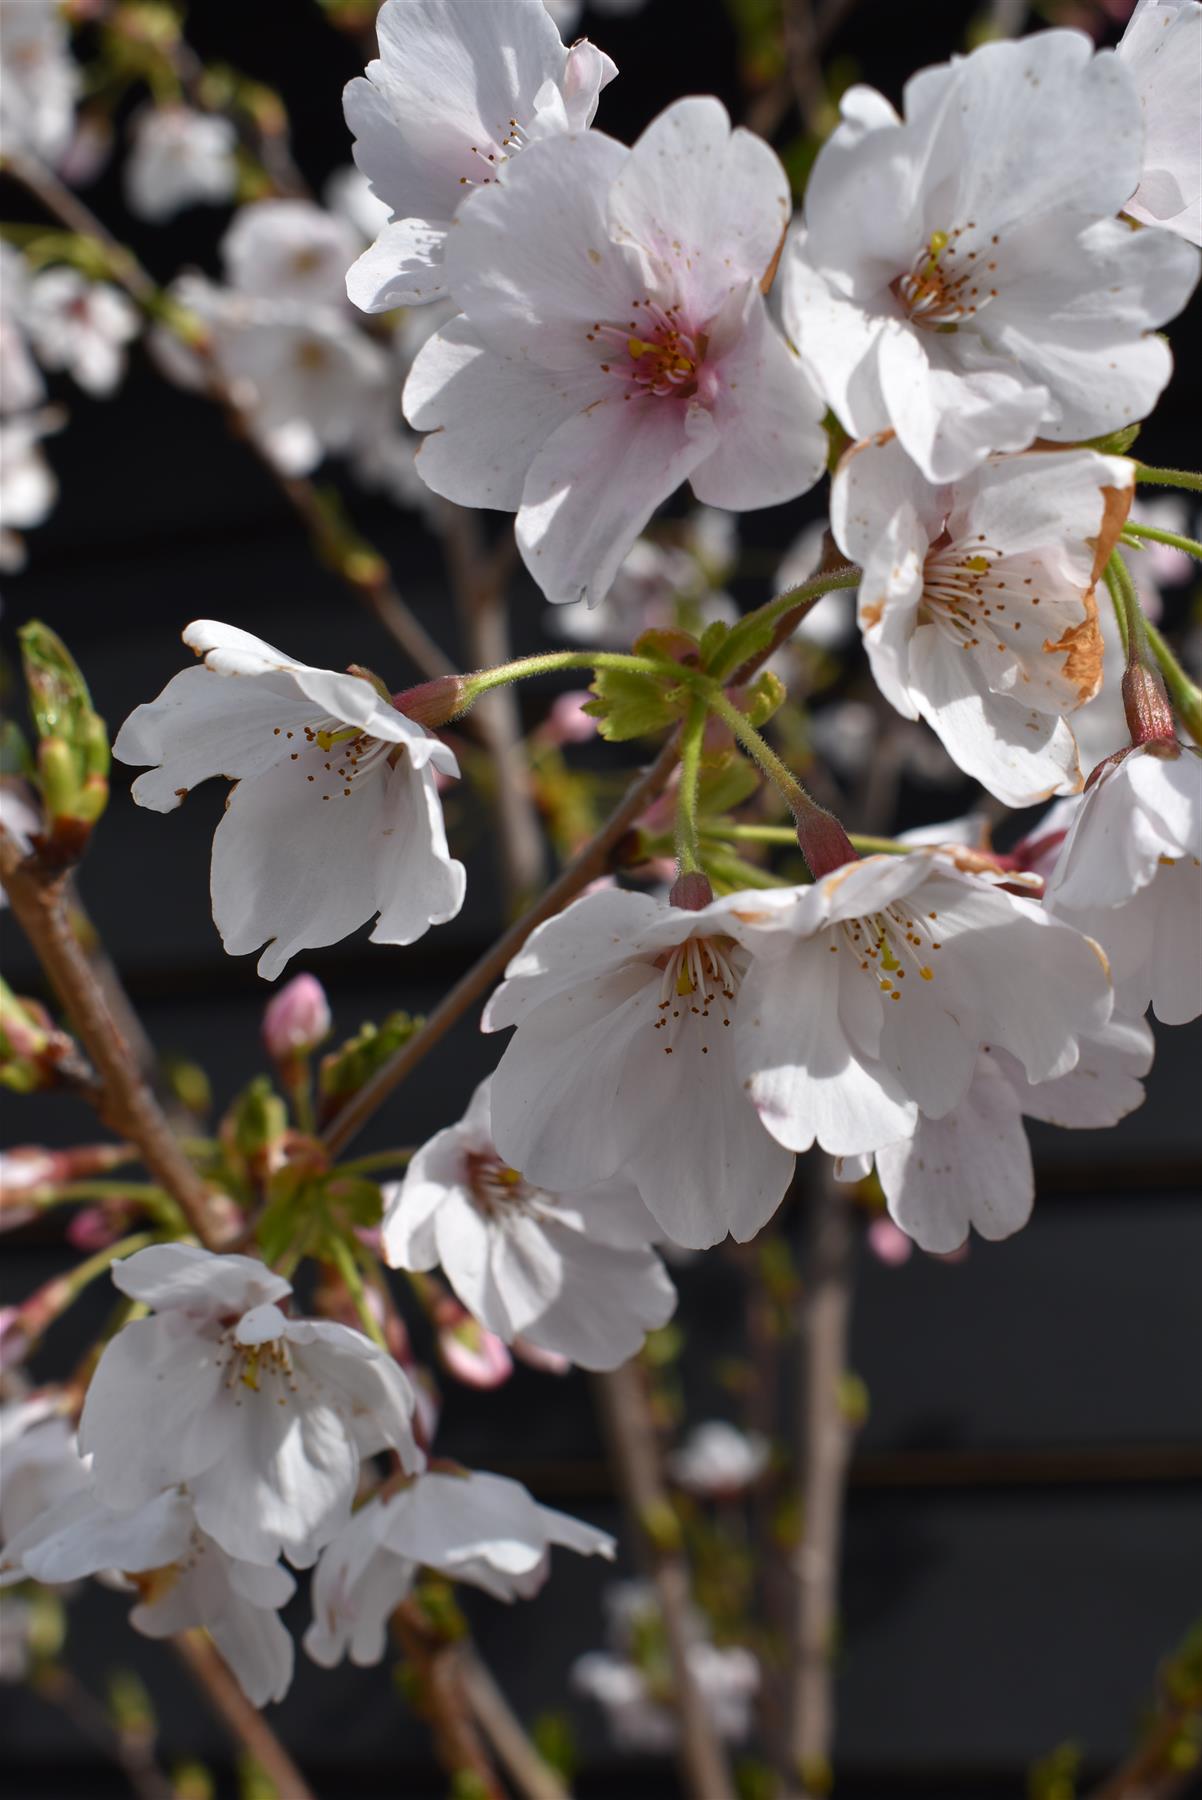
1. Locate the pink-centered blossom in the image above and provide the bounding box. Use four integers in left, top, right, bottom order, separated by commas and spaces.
405, 97, 826, 608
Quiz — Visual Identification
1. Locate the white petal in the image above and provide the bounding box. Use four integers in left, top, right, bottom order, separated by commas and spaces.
346, 216, 449, 312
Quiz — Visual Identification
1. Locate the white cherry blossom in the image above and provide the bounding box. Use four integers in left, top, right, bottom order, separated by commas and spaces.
305, 1468, 614, 1667
0, 0, 79, 165
344, 0, 617, 311
405, 97, 826, 607
78, 1244, 422, 1568
25, 269, 139, 398
1116, 0, 1202, 245
840, 1012, 1154, 1253
0, 409, 59, 571
382, 1076, 676, 1370
0, 1395, 88, 1545
667, 1421, 770, 1497
484, 885, 796, 1249
1044, 742, 1202, 1024
113, 621, 465, 979
124, 107, 238, 222
223, 200, 363, 311
832, 439, 1133, 805
0, 244, 43, 416
0, 1483, 294, 1706
735, 850, 1114, 1159
781, 32, 1201, 482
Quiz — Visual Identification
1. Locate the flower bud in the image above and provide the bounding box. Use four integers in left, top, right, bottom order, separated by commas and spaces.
793, 805, 858, 880
262, 973, 332, 1060
435, 1300, 513, 1388
669, 871, 714, 911
1121, 662, 1176, 747
393, 675, 468, 729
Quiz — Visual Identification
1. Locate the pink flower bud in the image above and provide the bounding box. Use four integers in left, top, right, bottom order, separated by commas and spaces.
262, 974, 331, 1059
541, 690, 599, 747
794, 806, 858, 880
66, 1206, 126, 1252
669, 871, 714, 911
393, 675, 467, 729
867, 1217, 913, 1267
436, 1302, 513, 1389
512, 1336, 571, 1376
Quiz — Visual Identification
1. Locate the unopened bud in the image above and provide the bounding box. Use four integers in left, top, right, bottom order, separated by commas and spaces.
1121, 662, 1176, 747
393, 676, 467, 729
669, 871, 714, 911
434, 1300, 513, 1389
262, 973, 332, 1060
794, 805, 858, 880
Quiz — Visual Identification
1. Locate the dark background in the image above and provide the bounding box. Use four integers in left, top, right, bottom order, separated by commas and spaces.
2, 1, 1200, 1795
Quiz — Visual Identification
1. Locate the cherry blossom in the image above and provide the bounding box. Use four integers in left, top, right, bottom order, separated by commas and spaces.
483, 886, 796, 1250
0, 1395, 88, 1546
0, 1483, 295, 1706
0, 0, 79, 165
1044, 743, 1202, 1025
735, 850, 1114, 1159
781, 32, 1201, 482
0, 410, 59, 572
840, 1013, 1154, 1253
78, 1244, 422, 1568
405, 97, 826, 607
222, 200, 363, 311
25, 269, 139, 398
304, 1468, 614, 1667
382, 1076, 676, 1370
124, 107, 238, 223
113, 621, 465, 979
0, 244, 43, 416
667, 1421, 770, 1497
262, 973, 332, 1059
1116, 0, 1202, 245
344, 0, 617, 312
832, 439, 1133, 805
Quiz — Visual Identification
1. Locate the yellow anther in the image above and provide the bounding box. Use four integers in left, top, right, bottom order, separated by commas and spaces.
919, 966, 934, 981
627, 336, 655, 360
965, 554, 990, 573
315, 726, 359, 752
676, 963, 697, 997
240, 1349, 261, 1392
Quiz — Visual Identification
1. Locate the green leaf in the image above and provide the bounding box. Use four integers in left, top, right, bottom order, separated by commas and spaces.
318, 1011, 423, 1115
583, 665, 683, 743
697, 756, 761, 815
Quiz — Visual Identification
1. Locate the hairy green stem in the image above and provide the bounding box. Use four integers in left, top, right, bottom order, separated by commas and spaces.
459, 649, 680, 706
675, 699, 708, 876
1121, 521, 1202, 562
325, 1234, 389, 1350
707, 569, 861, 684
1134, 462, 1202, 494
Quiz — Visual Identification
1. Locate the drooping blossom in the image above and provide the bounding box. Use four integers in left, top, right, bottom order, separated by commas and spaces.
839, 1013, 1154, 1253
0, 0, 79, 165
831, 439, 1133, 805
0, 410, 59, 571
667, 1421, 770, 1498
343, 0, 617, 312
734, 851, 1114, 1159
78, 1244, 422, 1568
0, 1483, 294, 1706
1044, 742, 1202, 1024
483, 886, 796, 1250
405, 97, 827, 607
113, 621, 465, 979
304, 1468, 614, 1667
25, 268, 139, 399
383, 1076, 676, 1370
1115, 0, 1202, 245
781, 32, 1201, 483
124, 107, 238, 222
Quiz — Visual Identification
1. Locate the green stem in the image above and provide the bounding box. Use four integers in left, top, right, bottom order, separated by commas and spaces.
1144, 617, 1202, 747
1108, 549, 1147, 664
334, 1148, 415, 1176
704, 689, 815, 817
325, 1234, 389, 1350
703, 851, 794, 890
1121, 521, 1202, 563
701, 823, 913, 854
1133, 463, 1202, 494
1103, 555, 1131, 658
675, 699, 708, 876
459, 650, 680, 707
707, 569, 861, 684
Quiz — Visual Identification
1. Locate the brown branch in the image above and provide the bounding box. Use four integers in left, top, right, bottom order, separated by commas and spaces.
32, 1665, 173, 1800
174, 1632, 318, 1800
783, 1165, 857, 1795
459, 1644, 572, 1800
321, 730, 682, 1158
781, 0, 828, 136
593, 1362, 737, 1800
393, 1603, 507, 1799
0, 826, 236, 1248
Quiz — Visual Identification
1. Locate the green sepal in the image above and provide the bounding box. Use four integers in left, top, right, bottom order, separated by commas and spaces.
697, 755, 761, 816
582, 666, 684, 742
1082, 423, 1141, 456
318, 1010, 424, 1118
740, 670, 786, 728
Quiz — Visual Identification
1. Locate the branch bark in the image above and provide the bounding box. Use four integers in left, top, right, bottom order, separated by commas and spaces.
174, 1632, 319, 1800
0, 827, 235, 1248
593, 1362, 737, 1800
393, 1603, 507, 1799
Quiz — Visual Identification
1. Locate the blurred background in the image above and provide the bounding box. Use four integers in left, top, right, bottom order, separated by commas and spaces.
1, 1, 1200, 1795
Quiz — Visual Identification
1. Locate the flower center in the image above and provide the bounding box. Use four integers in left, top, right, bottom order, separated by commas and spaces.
457, 117, 534, 189
650, 934, 743, 1056
892, 226, 1000, 330
588, 300, 703, 399
270, 715, 394, 802
219, 1331, 298, 1398
832, 904, 944, 1002
464, 1151, 535, 1219
921, 534, 1038, 659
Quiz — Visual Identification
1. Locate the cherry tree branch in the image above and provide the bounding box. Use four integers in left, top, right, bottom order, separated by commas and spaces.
32, 1665, 173, 1800
459, 1644, 572, 1800
0, 825, 235, 1249
393, 1602, 507, 1799
174, 1632, 319, 1800
593, 1362, 738, 1800
321, 730, 683, 1157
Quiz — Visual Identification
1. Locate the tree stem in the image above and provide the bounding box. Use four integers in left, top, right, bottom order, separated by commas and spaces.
174, 1632, 319, 1800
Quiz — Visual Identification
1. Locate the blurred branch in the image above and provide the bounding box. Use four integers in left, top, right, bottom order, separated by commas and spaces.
593, 1362, 737, 1800
32, 1665, 172, 1800
781, 0, 828, 135
393, 1603, 507, 1799
321, 730, 682, 1157
1086, 1625, 1202, 1800
0, 823, 236, 1249
174, 1632, 319, 1800
460, 1644, 572, 1800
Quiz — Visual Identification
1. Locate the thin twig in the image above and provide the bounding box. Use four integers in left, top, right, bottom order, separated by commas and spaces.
593, 1363, 737, 1800
393, 1603, 506, 1799
321, 731, 682, 1157
174, 1632, 319, 1800
460, 1644, 572, 1800
0, 826, 235, 1248
781, 0, 828, 135
32, 1665, 173, 1800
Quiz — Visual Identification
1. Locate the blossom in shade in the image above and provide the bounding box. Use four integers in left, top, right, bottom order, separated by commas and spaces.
343, 0, 617, 312
831, 439, 1133, 806
383, 1076, 676, 1370
483, 886, 796, 1250
0, 1484, 294, 1706
840, 1012, 1153, 1252
304, 1468, 614, 1667
1115, 0, 1202, 245
734, 851, 1114, 1159
113, 621, 465, 979
78, 1244, 422, 1568
222, 201, 363, 311
0, 244, 43, 416
435, 1302, 515, 1388
405, 97, 826, 607
667, 1421, 770, 1498
0, 1395, 88, 1546
124, 107, 238, 222
25, 269, 139, 398
1044, 743, 1202, 1025
0, 410, 59, 571
0, 0, 79, 164
781, 32, 1201, 482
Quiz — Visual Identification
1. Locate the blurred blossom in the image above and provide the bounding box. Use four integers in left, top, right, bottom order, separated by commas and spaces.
667, 1421, 770, 1496
435, 1301, 514, 1388
0, 0, 79, 165
324, 165, 392, 242
775, 519, 856, 651
0, 244, 44, 416
553, 507, 739, 647
262, 973, 333, 1059
65, 1206, 126, 1252
1126, 495, 1196, 618
867, 1216, 913, 1266
0, 1312, 29, 1373
540, 690, 598, 747
124, 107, 238, 222
0, 410, 60, 571
808, 699, 876, 778
25, 270, 139, 399
512, 1337, 571, 1375
0, 1394, 88, 1544
57, 109, 112, 187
